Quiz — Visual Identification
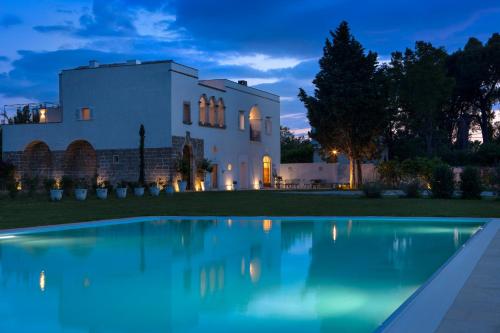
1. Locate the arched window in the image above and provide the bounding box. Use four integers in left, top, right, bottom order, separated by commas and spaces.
217, 98, 225, 127
208, 97, 216, 126
249, 106, 261, 142
199, 95, 207, 125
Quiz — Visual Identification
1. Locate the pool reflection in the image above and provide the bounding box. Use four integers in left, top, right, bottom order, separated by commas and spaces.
0, 219, 482, 333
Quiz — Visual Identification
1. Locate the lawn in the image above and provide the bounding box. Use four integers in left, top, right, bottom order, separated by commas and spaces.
0, 190, 498, 230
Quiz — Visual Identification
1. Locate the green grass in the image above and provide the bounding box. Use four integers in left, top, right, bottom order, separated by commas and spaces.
0, 191, 498, 230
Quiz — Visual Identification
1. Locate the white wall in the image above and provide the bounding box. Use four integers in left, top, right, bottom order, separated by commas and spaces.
170, 74, 280, 189
3, 61, 174, 151
280, 162, 378, 186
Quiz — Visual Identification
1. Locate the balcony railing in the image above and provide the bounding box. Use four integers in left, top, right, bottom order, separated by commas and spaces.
1, 103, 61, 125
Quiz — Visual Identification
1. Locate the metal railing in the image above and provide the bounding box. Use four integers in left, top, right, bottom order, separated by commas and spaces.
1, 102, 61, 125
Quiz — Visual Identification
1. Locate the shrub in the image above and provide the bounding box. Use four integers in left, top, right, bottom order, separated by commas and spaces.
0, 160, 16, 190
75, 178, 89, 189
6, 180, 19, 198
460, 167, 483, 199
403, 181, 420, 198
44, 178, 58, 192
377, 160, 401, 187
430, 164, 455, 199
116, 180, 129, 189
362, 182, 383, 198
23, 176, 39, 197
61, 176, 74, 196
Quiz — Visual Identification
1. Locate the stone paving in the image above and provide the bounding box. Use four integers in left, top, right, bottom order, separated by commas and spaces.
436, 230, 500, 333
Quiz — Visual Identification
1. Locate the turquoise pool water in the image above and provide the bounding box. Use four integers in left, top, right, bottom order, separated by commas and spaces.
0, 218, 483, 333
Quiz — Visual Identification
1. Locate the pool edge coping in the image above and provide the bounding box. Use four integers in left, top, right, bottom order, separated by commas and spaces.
375, 218, 500, 333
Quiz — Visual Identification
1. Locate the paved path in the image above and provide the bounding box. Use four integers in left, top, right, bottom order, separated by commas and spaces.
436, 230, 500, 333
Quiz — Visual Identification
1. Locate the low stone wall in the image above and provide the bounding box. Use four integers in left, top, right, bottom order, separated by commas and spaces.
2, 135, 204, 185
279, 162, 378, 186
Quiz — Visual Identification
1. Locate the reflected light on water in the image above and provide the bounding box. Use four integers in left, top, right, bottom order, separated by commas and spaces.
0, 235, 16, 240
332, 224, 337, 242
39, 271, 46, 292
263, 220, 272, 233
249, 259, 261, 283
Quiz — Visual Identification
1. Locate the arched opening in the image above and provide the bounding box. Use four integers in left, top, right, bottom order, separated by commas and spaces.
263, 155, 272, 187
249, 106, 262, 142
217, 98, 225, 127
22, 141, 53, 179
63, 140, 97, 180
208, 97, 216, 126
182, 145, 193, 190
199, 95, 207, 124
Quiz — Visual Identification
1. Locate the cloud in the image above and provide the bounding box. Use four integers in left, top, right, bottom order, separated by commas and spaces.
217, 53, 304, 72
280, 112, 306, 120
33, 24, 75, 33
228, 77, 281, 86
0, 14, 22, 28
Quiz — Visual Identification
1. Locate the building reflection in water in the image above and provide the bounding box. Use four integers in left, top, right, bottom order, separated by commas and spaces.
0, 218, 482, 333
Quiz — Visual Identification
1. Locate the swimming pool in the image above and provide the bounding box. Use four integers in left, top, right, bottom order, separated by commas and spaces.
0, 217, 484, 333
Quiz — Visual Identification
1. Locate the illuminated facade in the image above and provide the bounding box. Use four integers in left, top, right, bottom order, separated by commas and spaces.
1, 60, 280, 189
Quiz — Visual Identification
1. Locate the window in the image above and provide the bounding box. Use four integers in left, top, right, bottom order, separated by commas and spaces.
208, 97, 216, 126
77, 107, 92, 121
239, 111, 245, 130
199, 95, 207, 124
113, 155, 119, 164
183, 102, 191, 124
265, 117, 272, 135
217, 98, 225, 127
249, 106, 261, 142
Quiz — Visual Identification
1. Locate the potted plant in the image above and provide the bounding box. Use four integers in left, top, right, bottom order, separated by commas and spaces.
95, 180, 111, 200
165, 179, 174, 195
148, 181, 161, 197
176, 156, 190, 192
74, 178, 88, 201
197, 158, 213, 191
232, 180, 238, 191
45, 178, 63, 201
115, 180, 128, 199
129, 181, 145, 197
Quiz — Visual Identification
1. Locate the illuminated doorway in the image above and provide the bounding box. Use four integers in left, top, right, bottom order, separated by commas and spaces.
263, 156, 271, 187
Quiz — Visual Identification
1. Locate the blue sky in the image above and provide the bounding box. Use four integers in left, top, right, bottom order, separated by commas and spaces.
1, 0, 499, 135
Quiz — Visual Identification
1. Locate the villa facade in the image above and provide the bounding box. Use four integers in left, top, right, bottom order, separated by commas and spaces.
1, 60, 280, 190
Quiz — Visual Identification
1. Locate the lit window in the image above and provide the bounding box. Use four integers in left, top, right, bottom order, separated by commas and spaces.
227, 163, 232, 171
239, 111, 245, 130
77, 107, 92, 121
199, 95, 207, 124
183, 102, 191, 124
209, 97, 216, 126
265, 117, 272, 135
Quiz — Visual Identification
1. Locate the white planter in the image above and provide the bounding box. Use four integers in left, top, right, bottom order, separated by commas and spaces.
74, 189, 88, 201
134, 187, 145, 197
50, 189, 63, 201
204, 174, 212, 190
116, 187, 127, 199
149, 186, 161, 197
96, 188, 108, 200
179, 181, 187, 192
165, 185, 174, 195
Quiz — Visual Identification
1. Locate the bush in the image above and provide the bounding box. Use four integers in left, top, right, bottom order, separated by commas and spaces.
61, 176, 74, 196
430, 164, 455, 199
377, 160, 401, 187
362, 182, 383, 198
22, 176, 39, 197
460, 167, 483, 199
403, 181, 420, 198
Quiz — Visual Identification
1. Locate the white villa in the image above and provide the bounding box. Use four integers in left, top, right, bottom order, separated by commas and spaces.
1, 60, 280, 190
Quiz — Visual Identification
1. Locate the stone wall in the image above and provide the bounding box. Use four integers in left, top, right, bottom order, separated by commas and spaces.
2, 134, 204, 186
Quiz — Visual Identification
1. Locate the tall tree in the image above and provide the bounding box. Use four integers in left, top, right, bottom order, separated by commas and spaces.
280, 126, 314, 163
299, 21, 389, 188
476, 33, 500, 143
392, 42, 454, 156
